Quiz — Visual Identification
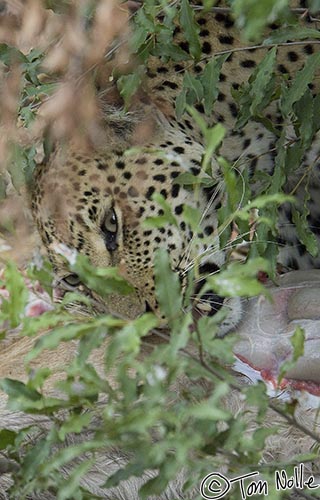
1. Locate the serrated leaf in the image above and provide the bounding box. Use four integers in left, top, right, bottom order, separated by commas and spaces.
206, 258, 270, 298
154, 249, 182, 323
40, 440, 105, 475
175, 87, 187, 119
291, 325, 305, 361
245, 383, 269, 420
117, 69, 143, 110
104, 462, 146, 489
234, 47, 276, 129
175, 172, 215, 186
22, 311, 72, 337
152, 192, 178, 227
179, 0, 201, 60
72, 254, 135, 297
0, 43, 28, 65
201, 54, 230, 115
183, 71, 203, 102
152, 42, 190, 61
8, 145, 28, 192
188, 401, 229, 420
143, 193, 178, 228
293, 88, 314, 148
280, 52, 320, 116
249, 46, 277, 115
25, 316, 123, 362
0, 378, 42, 402
279, 326, 305, 381
238, 193, 294, 216
57, 459, 95, 500
232, 0, 289, 40
22, 436, 52, 481
58, 413, 92, 441
264, 26, 320, 44
182, 205, 201, 234
2, 261, 28, 328
292, 204, 319, 257
203, 124, 226, 173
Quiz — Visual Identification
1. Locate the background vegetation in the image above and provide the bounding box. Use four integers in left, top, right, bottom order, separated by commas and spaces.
0, 0, 319, 498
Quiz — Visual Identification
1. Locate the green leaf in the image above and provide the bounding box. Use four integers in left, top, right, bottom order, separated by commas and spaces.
143, 193, 178, 228
238, 193, 294, 217
0, 44, 28, 65
292, 204, 319, 257
293, 88, 314, 148
2, 261, 28, 328
22, 436, 53, 481
234, 47, 277, 129
104, 462, 147, 489
40, 440, 105, 475
57, 459, 95, 500
27, 259, 53, 296
152, 42, 190, 61
72, 254, 135, 297
179, 0, 201, 60
117, 69, 143, 110
202, 124, 226, 173
182, 205, 201, 235
58, 413, 92, 441
279, 326, 305, 381
0, 429, 18, 449
186, 106, 226, 172
25, 316, 123, 362
187, 382, 230, 420
206, 258, 270, 298
291, 325, 305, 361
232, 0, 290, 40
131, 8, 155, 53
175, 172, 215, 187
105, 313, 157, 366
183, 71, 203, 102
154, 249, 182, 323
0, 378, 42, 402
175, 87, 187, 120
201, 54, 230, 116
264, 26, 320, 44
22, 311, 72, 337
244, 383, 269, 421
280, 52, 320, 116
249, 46, 277, 115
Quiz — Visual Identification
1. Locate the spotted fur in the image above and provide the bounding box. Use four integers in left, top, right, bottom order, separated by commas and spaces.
32, 2, 320, 331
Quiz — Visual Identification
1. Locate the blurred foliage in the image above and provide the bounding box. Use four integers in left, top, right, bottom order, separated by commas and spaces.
0, 0, 319, 499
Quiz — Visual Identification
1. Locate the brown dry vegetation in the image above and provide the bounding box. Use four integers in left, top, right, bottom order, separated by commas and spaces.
0, 0, 140, 265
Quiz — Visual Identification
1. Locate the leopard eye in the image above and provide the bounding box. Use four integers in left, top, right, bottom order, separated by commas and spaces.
63, 273, 81, 287
102, 208, 118, 251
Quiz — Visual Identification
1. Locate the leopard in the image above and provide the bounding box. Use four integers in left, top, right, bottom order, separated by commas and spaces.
31, 0, 320, 336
